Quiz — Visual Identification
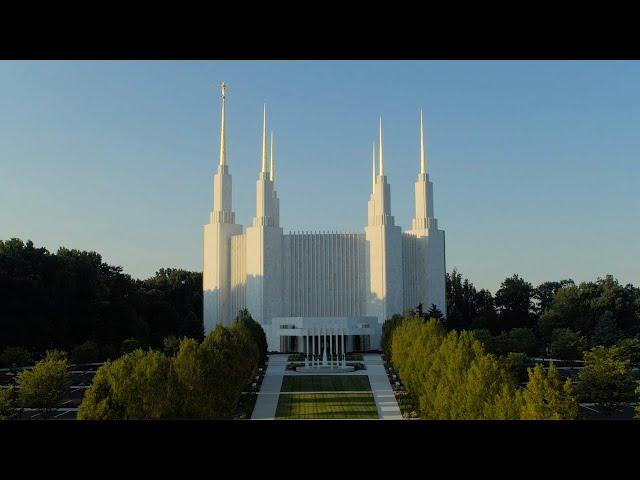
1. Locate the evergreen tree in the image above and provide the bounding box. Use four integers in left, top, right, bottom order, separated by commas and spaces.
521, 363, 578, 419
591, 311, 624, 347
426, 304, 443, 320
494, 274, 535, 329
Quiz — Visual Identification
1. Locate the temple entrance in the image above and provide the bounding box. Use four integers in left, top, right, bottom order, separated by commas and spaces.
279, 336, 298, 353
353, 335, 370, 352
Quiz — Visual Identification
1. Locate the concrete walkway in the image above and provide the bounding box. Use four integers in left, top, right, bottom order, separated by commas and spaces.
251, 353, 403, 420
250, 354, 287, 420
362, 354, 403, 420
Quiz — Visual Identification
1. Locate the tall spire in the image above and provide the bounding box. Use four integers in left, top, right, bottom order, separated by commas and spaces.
261, 104, 267, 173
420, 110, 425, 174
378, 117, 384, 176
219, 81, 226, 166
372, 142, 376, 192
420, 110, 427, 174
270, 131, 275, 182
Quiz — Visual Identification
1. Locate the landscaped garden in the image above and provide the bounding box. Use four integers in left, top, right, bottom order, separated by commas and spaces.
280, 375, 371, 392
276, 375, 378, 419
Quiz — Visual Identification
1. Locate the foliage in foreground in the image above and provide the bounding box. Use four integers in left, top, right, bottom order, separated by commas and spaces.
77, 320, 262, 420
390, 317, 578, 420
521, 363, 578, 420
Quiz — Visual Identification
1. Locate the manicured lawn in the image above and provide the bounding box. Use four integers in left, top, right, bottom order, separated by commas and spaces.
280, 375, 371, 392
275, 393, 378, 419
276, 375, 377, 419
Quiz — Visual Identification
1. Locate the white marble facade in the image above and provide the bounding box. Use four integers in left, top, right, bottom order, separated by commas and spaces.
203, 85, 446, 351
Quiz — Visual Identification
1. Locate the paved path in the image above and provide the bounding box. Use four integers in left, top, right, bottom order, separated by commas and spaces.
362, 354, 403, 420
250, 354, 288, 420
251, 353, 402, 420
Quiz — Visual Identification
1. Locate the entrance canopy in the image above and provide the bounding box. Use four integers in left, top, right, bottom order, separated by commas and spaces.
268, 316, 381, 353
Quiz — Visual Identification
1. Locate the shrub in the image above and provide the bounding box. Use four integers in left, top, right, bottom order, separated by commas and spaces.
0, 346, 31, 372
71, 341, 99, 369
17, 350, 71, 419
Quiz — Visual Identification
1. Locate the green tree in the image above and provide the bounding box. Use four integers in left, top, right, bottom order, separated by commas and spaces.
78, 349, 178, 420
71, 340, 99, 371
591, 311, 624, 347
550, 328, 588, 360
79, 323, 262, 420
381, 314, 406, 358
445, 269, 479, 331
17, 350, 71, 419
505, 328, 538, 356
232, 309, 267, 363
0, 346, 31, 375
0, 386, 18, 420
575, 346, 638, 416
521, 363, 578, 419
537, 276, 640, 343
500, 352, 530, 383
446, 270, 501, 332
0, 238, 204, 355
534, 280, 574, 314
611, 337, 640, 367
494, 274, 535, 329
121, 338, 141, 354
472, 289, 499, 332
392, 318, 522, 419
163, 335, 180, 357
426, 304, 443, 320
470, 329, 496, 354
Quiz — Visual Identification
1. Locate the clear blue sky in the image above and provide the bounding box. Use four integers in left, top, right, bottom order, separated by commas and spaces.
1, 61, 639, 293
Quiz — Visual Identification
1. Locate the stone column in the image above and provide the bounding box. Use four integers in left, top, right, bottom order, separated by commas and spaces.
329, 327, 334, 368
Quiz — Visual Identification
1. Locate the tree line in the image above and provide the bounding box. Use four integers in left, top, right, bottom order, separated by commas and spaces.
78, 310, 266, 419
387, 316, 578, 419
386, 315, 640, 419
445, 269, 640, 360
0, 238, 203, 360
0, 309, 267, 420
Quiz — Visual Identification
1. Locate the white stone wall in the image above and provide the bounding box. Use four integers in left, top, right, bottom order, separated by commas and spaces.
203, 222, 243, 330
229, 232, 247, 319
283, 232, 367, 318
203, 110, 447, 349
425, 228, 446, 315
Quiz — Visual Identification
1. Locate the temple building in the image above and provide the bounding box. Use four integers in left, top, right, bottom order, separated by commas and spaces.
203, 83, 446, 352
